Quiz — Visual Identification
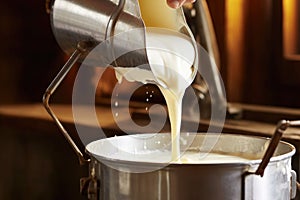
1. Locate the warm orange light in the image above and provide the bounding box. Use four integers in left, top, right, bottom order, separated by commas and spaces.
283, 0, 300, 59
225, 0, 245, 101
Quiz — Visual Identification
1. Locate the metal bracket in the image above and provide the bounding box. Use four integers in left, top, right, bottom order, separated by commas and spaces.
43, 41, 92, 165
255, 119, 300, 177
80, 165, 99, 200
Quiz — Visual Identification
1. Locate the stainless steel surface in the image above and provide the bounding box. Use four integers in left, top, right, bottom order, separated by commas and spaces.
86, 133, 296, 200
185, 0, 226, 118
195, 0, 226, 113
49, 0, 198, 85
49, 0, 198, 69
50, 0, 148, 67
193, 0, 220, 68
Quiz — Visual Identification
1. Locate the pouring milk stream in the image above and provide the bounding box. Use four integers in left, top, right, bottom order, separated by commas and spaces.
79, 0, 253, 164
115, 0, 196, 161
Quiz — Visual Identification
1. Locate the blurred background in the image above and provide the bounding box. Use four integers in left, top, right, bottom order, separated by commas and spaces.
0, 0, 299, 199
1, 0, 300, 106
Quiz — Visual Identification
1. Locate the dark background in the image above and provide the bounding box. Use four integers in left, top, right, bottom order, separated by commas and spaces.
0, 0, 299, 106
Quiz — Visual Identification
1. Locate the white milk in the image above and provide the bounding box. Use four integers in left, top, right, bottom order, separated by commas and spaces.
105, 150, 253, 164
115, 28, 195, 161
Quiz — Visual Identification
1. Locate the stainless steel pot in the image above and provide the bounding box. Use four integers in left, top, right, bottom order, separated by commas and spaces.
84, 133, 297, 200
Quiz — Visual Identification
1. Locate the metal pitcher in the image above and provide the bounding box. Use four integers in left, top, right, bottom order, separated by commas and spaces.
48, 0, 148, 67
47, 0, 196, 68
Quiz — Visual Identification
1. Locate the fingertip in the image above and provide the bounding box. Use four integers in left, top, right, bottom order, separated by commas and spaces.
167, 1, 180, 9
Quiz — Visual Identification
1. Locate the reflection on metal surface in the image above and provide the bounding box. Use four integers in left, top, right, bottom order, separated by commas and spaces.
86, 133, 295, 200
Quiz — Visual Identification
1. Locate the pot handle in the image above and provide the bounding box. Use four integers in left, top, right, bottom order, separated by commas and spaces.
291, 170, 297, 199
255, 119, 300, 177
43, 41, 92, 165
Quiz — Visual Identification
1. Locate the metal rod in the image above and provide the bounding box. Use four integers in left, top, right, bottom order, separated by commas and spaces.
43, 42, 90, 165
255, 119, 300, 176
105, 0, 125, 67
105, 0, 125, 39
194, 0, 220, 68
289, 120, 300, 126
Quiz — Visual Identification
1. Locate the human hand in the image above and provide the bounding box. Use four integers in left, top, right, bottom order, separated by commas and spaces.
167, 0, 196, 9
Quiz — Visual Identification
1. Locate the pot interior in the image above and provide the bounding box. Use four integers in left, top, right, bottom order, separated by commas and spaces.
86, 133, 295, 166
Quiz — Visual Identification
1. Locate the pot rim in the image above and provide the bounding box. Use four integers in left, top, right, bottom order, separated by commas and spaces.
85, 133, 296, 166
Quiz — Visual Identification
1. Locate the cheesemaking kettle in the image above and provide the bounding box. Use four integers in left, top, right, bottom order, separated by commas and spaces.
86, 133, 296, 200
83, 120, 300, 200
